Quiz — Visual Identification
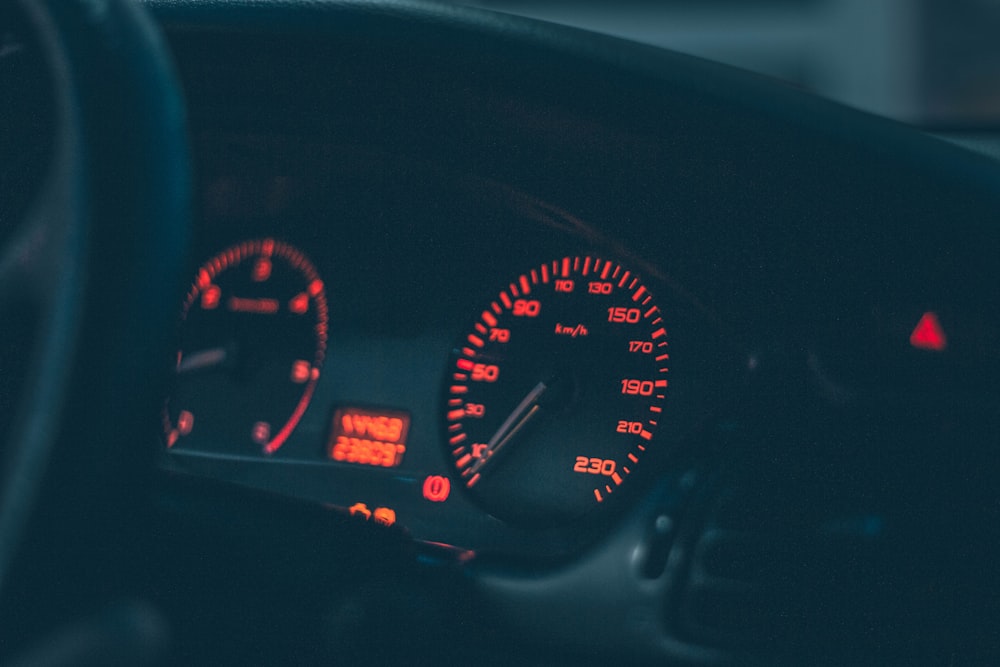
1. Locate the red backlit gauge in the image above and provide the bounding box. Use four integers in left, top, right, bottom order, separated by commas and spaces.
164, 239, 328, 455
443, 256, 669, 525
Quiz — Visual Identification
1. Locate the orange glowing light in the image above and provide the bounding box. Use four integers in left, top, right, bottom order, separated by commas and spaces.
373, 507, 397, 527
349, 503, 372, 520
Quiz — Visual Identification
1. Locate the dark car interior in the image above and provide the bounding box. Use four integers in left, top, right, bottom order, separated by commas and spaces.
2, 1, 999, 665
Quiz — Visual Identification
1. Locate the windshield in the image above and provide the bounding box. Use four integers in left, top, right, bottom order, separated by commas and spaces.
457, 0, 1000, 129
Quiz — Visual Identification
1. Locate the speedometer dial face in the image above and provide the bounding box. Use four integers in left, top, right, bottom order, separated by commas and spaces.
164, 239, 328, 455
444, 256, 669, 525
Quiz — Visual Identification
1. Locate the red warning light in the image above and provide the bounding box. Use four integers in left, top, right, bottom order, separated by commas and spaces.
910, 312, 947, 351
422, 475, 451, 502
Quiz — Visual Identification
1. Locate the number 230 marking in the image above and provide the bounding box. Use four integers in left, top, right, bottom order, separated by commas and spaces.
573, 456, 616, 476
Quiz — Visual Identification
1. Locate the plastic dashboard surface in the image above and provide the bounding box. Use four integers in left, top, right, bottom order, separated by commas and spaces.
148, 1, 1000, 663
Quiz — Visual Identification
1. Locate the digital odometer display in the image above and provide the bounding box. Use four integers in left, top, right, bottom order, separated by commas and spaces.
443, 256, 669, 525
328, 406, 410, 468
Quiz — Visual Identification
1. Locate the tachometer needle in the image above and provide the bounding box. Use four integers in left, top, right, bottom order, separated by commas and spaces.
176, 346, 228, 374
466, 380, 548, 477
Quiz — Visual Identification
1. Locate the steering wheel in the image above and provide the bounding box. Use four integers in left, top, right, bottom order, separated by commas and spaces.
0, 0, 188, 655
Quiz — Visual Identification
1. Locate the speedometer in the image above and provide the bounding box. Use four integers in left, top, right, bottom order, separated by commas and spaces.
443, 256, 669, 525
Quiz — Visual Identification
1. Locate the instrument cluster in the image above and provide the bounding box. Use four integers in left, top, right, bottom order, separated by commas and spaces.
158, 131, 721, 559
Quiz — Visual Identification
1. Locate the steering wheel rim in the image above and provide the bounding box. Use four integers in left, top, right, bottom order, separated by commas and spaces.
0, 0, 189, 631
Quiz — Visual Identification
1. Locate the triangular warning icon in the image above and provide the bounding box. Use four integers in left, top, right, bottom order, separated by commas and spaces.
909, 312, 947, 351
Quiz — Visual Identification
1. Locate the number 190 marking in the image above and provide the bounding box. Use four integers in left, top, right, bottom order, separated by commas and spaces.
621, 379, 654, 395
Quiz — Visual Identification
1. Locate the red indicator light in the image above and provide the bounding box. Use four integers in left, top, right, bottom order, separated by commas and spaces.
422, 475, 451, 502
909, 311, 947, 351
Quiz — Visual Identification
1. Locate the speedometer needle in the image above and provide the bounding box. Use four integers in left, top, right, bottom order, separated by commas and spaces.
466, 380, 548, 478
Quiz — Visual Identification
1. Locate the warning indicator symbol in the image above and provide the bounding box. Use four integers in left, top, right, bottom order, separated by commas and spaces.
909, 312, 947, 352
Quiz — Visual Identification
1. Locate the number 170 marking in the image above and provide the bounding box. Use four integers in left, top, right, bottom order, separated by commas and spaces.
628, 340, 653, 353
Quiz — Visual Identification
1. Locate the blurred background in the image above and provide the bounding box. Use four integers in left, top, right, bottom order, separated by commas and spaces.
455, 0, 1000, 130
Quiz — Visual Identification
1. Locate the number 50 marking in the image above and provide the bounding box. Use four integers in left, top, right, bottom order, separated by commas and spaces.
471, 364, 499, 382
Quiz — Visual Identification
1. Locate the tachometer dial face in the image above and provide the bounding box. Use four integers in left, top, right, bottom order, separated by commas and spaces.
443, 256, 669, 525
164, 239, 328, 455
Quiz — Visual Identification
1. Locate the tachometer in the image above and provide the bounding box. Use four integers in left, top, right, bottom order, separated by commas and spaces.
443, 256, 668, 525
164, 239, 328, 455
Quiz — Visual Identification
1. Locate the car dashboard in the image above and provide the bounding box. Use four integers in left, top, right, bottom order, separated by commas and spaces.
3, 1, 1000, 665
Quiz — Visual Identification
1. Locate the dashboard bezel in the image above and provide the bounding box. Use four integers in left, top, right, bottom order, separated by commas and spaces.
138, 1, 1000, 663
